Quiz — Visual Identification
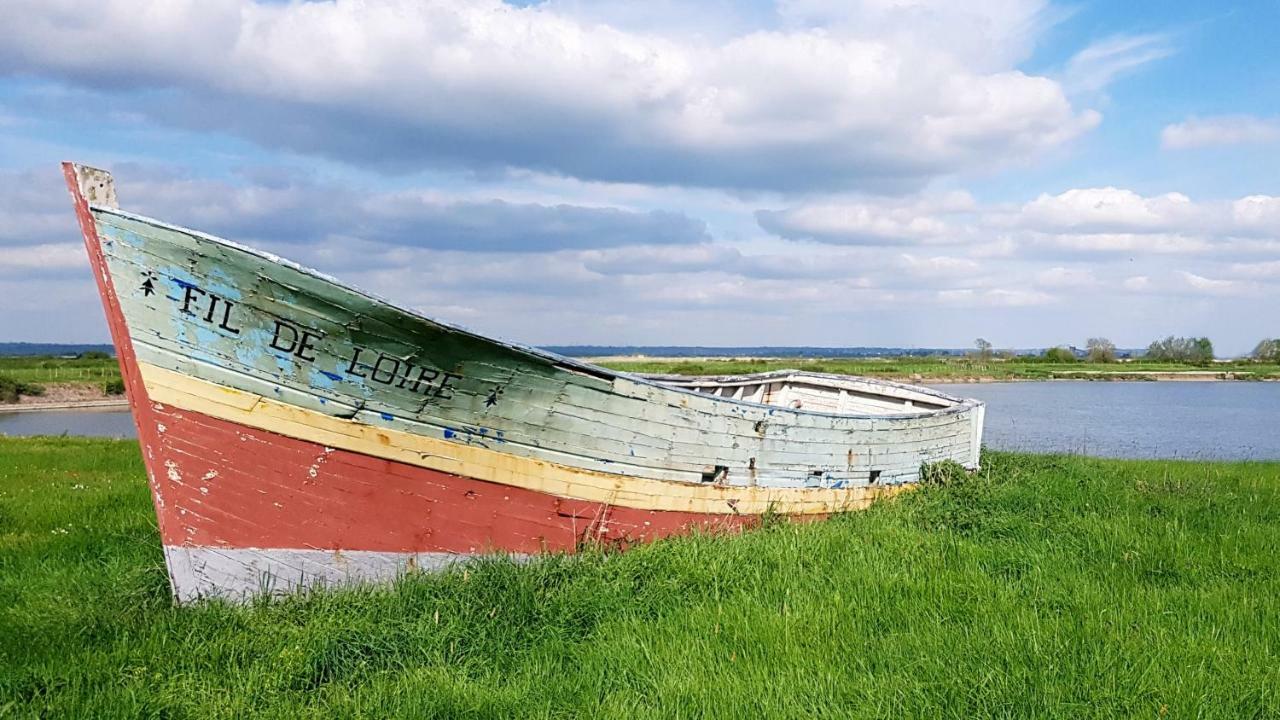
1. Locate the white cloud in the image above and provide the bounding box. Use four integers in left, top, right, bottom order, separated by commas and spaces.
1231, 195, 1280, 235
1122, 275, 1150, 291
1226, 260, 1280, 280
579, 244, 742, 275
1035, 266, 1096, 288
0, 0, 1099, 192
758, 185, 1280, 262
1060, 33, 1173, 94
1004, 188, 1280, 254
755, 192, 974, 245
1177, 271, 1249, 296
1161, 115, 1280, 150
775, 0, 1062, 70
0, 243, 86, 273
898, 254, 981, 277
1017, 187, 1201, 233
1032, 232, 1209, 255
936, 288, 1055, 307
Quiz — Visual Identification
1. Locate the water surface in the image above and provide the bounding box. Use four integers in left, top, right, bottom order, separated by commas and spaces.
934, 381, 1280, 461
4, 382, 1278, 460
0, 408, 136, 439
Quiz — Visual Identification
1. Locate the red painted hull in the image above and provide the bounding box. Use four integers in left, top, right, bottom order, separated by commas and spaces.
148, 402, 755, 555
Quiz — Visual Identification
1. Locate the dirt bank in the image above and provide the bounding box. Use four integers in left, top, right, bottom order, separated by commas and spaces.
1, 383, 128, 412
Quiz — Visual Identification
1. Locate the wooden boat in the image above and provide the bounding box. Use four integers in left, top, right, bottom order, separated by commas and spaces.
63, 162, 985, 603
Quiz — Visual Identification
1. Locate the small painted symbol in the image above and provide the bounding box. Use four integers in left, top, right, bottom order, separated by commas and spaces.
484, 386, 504, 407
140, 272, 157, 297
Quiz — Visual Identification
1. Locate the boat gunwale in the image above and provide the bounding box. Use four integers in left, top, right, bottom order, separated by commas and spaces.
91, 203, 984, 423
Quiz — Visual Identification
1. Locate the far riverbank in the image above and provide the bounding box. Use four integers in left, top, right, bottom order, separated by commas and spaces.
593, 356, 1280, 383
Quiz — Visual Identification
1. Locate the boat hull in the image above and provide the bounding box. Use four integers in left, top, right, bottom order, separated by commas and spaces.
63, 163, 982, 602
148, 399, 766, 601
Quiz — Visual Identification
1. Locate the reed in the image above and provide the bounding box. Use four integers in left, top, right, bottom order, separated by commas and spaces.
2, 437, 1278, 718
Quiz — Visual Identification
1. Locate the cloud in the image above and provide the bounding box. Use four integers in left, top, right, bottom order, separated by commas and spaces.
0, 0, 1098, 192
775, 0, 1063, 70
897, 253, 981, 277
1034, 266, 1096, 288
1176, 271, 1251, 296
1231, 195, 1280, 235
1226, 260, 1280, 280
1060, 33, 1173, 94
0, 243, 86, 275
353, 195, 712, 252
1029, 232, 1209, 256
0, 164, 712, 256
756, 184, 1280, 261
1016, 187, 1201, 233
1161, 115, 1280, 150
936, 288, 1055, 307
0, 168, 80, 247
755, 192, 973, 245
1122, 275, 1150, 292
578, 244, 742, 275
1004, 187, 1280, 255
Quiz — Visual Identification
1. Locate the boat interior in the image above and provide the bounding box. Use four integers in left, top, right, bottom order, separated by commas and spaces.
645, 370, 958, 417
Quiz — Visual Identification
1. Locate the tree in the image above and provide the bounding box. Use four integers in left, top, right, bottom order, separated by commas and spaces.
1085, 337, 1116, 363
1253, 339, 1280, 363
1193, 337, 1214, 364
1042, 346, 1077, 362
972, 338, 993, 361
1145, 336, 1214, 364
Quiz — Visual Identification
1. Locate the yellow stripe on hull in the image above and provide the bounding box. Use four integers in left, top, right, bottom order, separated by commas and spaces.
138, 362, 911, 515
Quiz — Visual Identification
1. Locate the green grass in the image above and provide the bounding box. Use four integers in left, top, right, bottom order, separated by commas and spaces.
0, 355, 120, 387
1, 354, 1277, 390
598, 356, 1280, 381
2, 437, 1278, 718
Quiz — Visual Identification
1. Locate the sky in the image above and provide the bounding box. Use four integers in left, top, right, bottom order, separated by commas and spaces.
1, 0, 1278, 355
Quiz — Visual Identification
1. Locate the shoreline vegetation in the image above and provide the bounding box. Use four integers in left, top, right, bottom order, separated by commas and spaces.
0, 354, 124, 409
3, 350, 1280, 409
2, 437, 1277, 716
594, 356, 1280, 383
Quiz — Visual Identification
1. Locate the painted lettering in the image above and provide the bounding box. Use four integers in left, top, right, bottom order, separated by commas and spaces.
434, 372, 462, 400
295, 330, 320, 362
270, 319, 322, 361
371, 355, 401, 384
344, 348, 455, 400
168, 285, 464, 401
407, 366, 439, 393
179, 284, 240, 335
346, 347, 369, 378
270, 320, 299, 353
216, 298, 241, 335
179, 285, 206, 315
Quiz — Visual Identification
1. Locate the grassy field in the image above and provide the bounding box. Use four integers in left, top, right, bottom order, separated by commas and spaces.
598, 356, 1280, 381
3, 354, 1280, 396
0, 355, 120, 387
2, 437, 1277, 717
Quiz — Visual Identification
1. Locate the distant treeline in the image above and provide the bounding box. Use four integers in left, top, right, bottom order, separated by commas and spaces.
544, 346, 974, 358
542, 346, 1143, 359
0, 343, 115, 357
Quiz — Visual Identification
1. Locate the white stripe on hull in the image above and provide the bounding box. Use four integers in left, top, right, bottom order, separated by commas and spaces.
163, 546, 519, 603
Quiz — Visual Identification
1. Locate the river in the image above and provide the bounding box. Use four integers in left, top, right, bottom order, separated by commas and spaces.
3, 381, 1279, 460
931, 381, 1280, 460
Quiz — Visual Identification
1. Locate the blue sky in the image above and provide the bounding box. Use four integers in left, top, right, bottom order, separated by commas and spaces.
1, 0, 1278, 354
